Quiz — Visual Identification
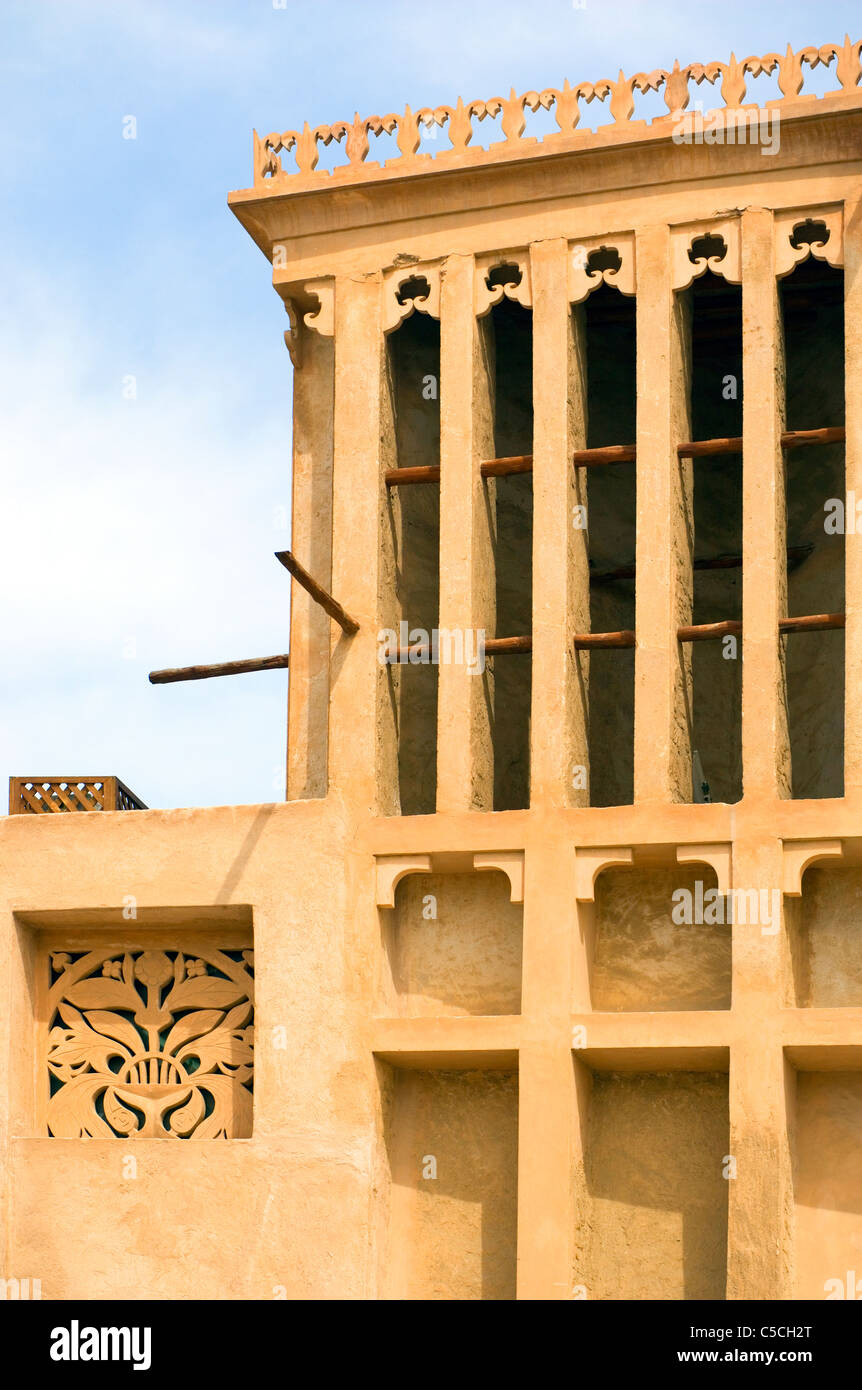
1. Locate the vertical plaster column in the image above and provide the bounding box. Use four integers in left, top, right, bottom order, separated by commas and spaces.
436, 254, 496, 811
328, 273, 398, 814
844, 193, 862, 792
634, 224, 693, 804
741, 207, 791, 799
516, 837, 577, 1299
530, 239, 589, 809
726, 836, 794, 1299
287, 326, 334, 801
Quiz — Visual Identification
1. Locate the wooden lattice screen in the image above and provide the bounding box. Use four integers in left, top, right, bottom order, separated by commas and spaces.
8, 777, 147, 815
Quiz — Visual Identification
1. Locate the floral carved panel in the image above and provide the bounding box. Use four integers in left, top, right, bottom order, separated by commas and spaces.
45, 943, 254, 1139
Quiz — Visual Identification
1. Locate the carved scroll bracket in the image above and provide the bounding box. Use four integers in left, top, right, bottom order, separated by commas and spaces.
676, 842, 732, 895
671, 219, 742, 290
575, 846, 634, 902
568, 233, 635, 303
472, 851, 525, 904
275, 277, 334, 367
283, 299, 302, 368
782, 838, 844, 896
382, 263, 442, 334
474, 251, 532, 318
303, 278, 336, 336
775, 208, 844, 278
375, 854, 433, 908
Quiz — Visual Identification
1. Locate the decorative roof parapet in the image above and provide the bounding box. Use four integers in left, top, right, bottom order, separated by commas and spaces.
252, 38, 861, 190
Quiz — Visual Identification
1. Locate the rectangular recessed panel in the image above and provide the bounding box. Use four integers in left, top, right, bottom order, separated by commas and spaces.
382, 1067, 518, 1300
577, 1071, 729, 1300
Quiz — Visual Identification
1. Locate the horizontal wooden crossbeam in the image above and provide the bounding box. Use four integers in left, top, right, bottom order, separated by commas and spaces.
384, 429, 845, 486
574, 630, 636, 649
149, 654, 291, 684
678, 613, 845, 642
677, 426, 845, 458
384, 465, 441, 486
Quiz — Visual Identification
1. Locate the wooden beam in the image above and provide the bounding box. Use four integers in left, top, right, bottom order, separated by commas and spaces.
480, 455, 535, 478
678, 437, 742, 458
384, 634, 533, 663
677, 620, 742, 643
781, 426, 846, 451
485, 636, 532, 655
676, 613, 845, 642
149, 654, 290, 684
275, 549, 359, 634
677, 427, 846, 458
571, 444, 636, 466
385, 465, 441, 486
779, 612, 845, 634
388, 429, 846, 487
573, 630, 636, 649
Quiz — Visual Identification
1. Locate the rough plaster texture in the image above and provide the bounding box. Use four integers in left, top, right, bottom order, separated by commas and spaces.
381, 1066, 518, 1300
578, 1071, 729, 1301
794, 1072, 862, 1300
592, 865, 730, 1012
384, 871, 522, 1017
797, 866, 862, 1008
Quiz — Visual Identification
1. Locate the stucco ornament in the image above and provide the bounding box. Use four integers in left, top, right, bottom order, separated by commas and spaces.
47, 947, 254, 1138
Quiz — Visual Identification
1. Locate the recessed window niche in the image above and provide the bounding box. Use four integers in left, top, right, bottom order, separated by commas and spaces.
785, 865, 862, 1008
377, 1061, 518, 1300
588, 862, 731, 1012
380, 864, 523, 1017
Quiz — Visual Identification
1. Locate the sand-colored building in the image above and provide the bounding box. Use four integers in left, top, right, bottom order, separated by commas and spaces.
2, 37, 862, 1301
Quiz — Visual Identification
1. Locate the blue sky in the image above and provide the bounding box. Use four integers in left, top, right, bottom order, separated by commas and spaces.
1, 0, 858, 809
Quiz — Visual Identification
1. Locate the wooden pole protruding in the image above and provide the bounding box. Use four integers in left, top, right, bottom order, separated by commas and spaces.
573, 630, 637, 649
677, 620, 742, 643
676, 613, 846, 643
779, 612, 845, 634
385, 465, 441, 486
149, 654, 291, 684
571, 444, 636, 466
275, 550, 359, 635
480, 455, 535, 478
677, 427, 845, 458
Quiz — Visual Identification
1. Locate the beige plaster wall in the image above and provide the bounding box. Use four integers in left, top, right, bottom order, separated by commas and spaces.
383, 870, 522, 1017
591, 865, 730, 1012
794, 1071, 862, 1300
577, 1070, 729, 1301
796, 866, 862, 1008
0, 801, 383, 1300
380, 1065, 518, 1300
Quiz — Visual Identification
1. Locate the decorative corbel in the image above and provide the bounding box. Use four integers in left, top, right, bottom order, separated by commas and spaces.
472, 851, 524, 904
375, 854, 433, 909
676, 843, 732, 895
568, 233, 635, 304
282, 299, 302, 369
575, 847, 634, 902
303, 279, 335, 337
782, 839, 843, 897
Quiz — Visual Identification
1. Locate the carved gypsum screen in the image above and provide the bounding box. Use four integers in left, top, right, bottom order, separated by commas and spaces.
41, 934, 254, 1138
